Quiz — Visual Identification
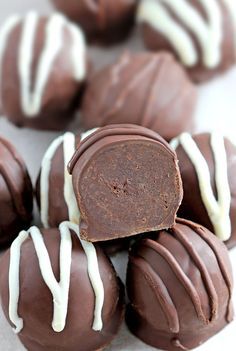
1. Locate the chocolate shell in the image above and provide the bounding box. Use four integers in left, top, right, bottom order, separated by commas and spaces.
137, 0, 236, 83
126, 218, 234, 350
68, 124, 183, 242
0, 221, 124, 351
0, 12, 87, 130
171, 132, 236, 250
80, 52, 197, 141
50, 0, 136, 44
0, 136, 33, 247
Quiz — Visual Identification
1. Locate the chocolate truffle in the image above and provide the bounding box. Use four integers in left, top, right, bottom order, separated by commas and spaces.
126, 218, 234, 351
171, 132, 236, 250
35, 130, 129, 254
137, 0, 236, 82
0, 221, 124, 351
68, 124, 183, 242
80, 52, 197, 141
0, 11, 87, 130
50, 0, 136, 44
0, 136, 33, 247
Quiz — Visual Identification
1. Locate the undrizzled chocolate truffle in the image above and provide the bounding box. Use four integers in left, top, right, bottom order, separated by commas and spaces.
126, 218, 234, 351
81, 52, 197, 141
68, 124, 183, 242
0, 136, 33, 247
51, 0, 136, 44
171, 132, 236, 250
137, 0, 236, 82
0, 12, 87, 130
0, 221, 124, 351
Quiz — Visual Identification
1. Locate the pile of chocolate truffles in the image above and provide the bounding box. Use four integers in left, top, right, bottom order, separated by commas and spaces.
0, 2, 235, 351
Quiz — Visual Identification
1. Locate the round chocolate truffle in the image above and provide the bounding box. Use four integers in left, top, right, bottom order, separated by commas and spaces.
126, 218, 234, 351
80, 52, 197, 141
171, 132, 236, 250
50, 0, 136, 44
68, 124, 183, 242
137, 0, 236, 82
0, 136, 33, 247
0, 11, 87, 130
0, 221, 124, 351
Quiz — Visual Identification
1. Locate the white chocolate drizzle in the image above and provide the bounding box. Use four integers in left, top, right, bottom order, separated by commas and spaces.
8, 221, 105, 334
222, 0, 236, 52
0, 11, 86, 117
40, 129, 98, 228
40, 134, 65, 228
171, 133, 231, 241
137, 0, 223, 68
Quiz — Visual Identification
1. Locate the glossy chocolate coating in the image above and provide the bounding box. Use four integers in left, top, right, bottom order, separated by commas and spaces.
51, 0, 136, 44
0, 227, 124, 351
126, 218, 234, 350
0, 14, 87, 131
0, 136, 33, 247
68, 124, 183, 242
81, 52, 197, 141
175, 133, 236, 250
138, 0, 236, 83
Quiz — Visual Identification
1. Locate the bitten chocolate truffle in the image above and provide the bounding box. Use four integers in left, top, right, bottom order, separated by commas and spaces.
0, 11, 87, 130
35, 130, 129, 254
137, 0, 236, 82
80, 52, 197, 141
68, 124, 183, 242
51, 0, 136, 44
0, 221, 124, 351
126, 218, 234, 351
0, 136, 33, 247
171, 132, 236, 250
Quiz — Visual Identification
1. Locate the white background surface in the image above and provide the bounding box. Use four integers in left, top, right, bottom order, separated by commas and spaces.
0, 1, 236, 350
